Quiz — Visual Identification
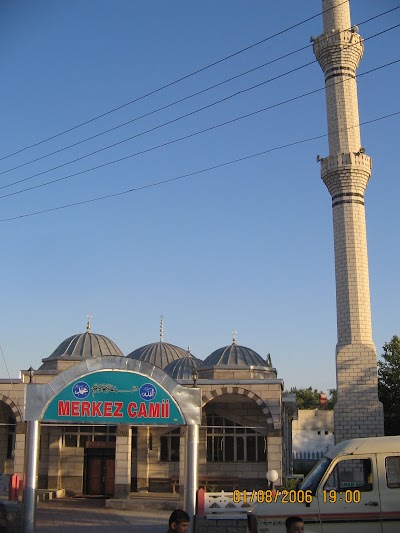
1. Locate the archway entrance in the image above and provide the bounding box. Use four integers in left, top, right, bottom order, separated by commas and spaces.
24, 357, 201, 533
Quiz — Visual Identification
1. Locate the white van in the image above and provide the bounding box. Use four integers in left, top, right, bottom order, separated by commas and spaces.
248, 436, 400, 532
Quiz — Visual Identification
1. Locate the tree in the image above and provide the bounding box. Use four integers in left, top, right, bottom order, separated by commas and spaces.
289, 387, 335, 410
378, 335, 400, 435
327, 388, 337, 410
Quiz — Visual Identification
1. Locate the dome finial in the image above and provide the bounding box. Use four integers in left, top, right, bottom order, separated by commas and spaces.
160, 315, 164, 342
187, 345, 191, 355
232, 329, 237, 345
86, 314, 92, 332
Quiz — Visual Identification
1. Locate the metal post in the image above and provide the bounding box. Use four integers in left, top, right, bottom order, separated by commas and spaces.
23, 420, 40, 533
184, 423, 199, 533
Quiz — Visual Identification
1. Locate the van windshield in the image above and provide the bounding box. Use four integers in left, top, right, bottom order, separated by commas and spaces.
300, 456, 332, 494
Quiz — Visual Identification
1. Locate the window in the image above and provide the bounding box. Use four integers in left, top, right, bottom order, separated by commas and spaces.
62, 425, 117, 447
386, 456, 400, 488
7, 416, 16, 459
206, 414, 266, 463
301, 457, 332, 493
160, 428, 180, 462
324, 458, 373, 492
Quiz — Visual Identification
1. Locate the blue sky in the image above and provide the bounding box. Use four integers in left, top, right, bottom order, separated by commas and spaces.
0, 0, 399, 392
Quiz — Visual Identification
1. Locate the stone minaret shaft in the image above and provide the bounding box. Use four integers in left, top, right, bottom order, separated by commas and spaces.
314, 0, 383, 441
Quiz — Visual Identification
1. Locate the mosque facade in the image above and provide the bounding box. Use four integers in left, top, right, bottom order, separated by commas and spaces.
0, 323, 297, 497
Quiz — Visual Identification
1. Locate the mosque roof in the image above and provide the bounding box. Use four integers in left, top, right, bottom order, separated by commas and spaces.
164, 354, 202, 380
126, 341, 189, 369
200, 339, 270, 369
41, 331, 124, 364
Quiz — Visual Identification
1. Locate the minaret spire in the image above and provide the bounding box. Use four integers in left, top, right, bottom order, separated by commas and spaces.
160, 315, 164, 342
314, 0, 383, 441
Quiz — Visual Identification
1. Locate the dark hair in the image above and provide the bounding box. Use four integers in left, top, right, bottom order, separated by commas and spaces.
285, 516, 304, 529
169, 509, 190, 526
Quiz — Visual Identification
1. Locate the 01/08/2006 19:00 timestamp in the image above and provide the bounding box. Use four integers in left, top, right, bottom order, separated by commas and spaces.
232, 489, 362, 504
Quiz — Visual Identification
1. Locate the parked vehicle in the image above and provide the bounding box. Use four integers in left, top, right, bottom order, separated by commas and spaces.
248, 436, 400, 532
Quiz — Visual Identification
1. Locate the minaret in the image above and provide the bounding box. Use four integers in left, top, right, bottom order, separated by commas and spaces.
313, 0, 384, 442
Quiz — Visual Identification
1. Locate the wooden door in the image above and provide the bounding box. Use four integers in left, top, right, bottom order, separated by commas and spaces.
86, 456, 103, 495
104, 457, 115, 496
84, 449, 115, 496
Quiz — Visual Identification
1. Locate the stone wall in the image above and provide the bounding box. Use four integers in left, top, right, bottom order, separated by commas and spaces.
292, 409, 334, 454
60, 446, 84, 494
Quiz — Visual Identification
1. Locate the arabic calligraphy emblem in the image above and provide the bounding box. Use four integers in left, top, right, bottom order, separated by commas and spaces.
92, 384, 118, 395
72, 381, 90, 399
139, 383, 157, 401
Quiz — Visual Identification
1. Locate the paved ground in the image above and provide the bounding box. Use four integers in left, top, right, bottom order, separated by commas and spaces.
36, 498, 171, 532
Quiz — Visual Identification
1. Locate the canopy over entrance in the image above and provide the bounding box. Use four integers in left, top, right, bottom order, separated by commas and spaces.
23, 356, 201, 533
25, 356, 201, 425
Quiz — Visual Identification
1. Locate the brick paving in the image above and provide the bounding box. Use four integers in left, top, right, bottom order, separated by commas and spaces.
36, 498, 170, 532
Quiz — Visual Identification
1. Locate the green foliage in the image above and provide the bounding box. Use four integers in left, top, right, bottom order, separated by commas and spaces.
283, 478, 298, 490
288, 387, 336, 410
291, 387, 320, 409
327, 388, 337, 409
378, 335, 400, 436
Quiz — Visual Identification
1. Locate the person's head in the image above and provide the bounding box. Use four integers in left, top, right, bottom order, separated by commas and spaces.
168, 509, 190, 533
285, 516, 304, 533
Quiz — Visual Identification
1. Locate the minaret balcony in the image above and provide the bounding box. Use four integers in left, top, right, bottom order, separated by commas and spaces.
313, 28, 363, 73
320, 152, 372, 197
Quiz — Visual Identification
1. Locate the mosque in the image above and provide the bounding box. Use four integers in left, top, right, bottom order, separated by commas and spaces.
1, 0, 386, 515
0, 318, 297, 497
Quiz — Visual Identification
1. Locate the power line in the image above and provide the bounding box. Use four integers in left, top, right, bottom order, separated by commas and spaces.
0, 0, 356, 162
0, 110, 398, 223
0, 47, 312, 177
0, 57, 398, 201
0, 60, 316, 189
0, 5, 397, 176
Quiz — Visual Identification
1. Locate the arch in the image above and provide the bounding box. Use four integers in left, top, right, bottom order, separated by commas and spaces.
0, 395, 23, 423
201, 387, 276, 429
25, 356, 201, 426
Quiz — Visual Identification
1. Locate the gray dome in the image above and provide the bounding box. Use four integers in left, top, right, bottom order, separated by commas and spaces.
200, 342, 269, 368
126, 342, 189, 369
164, 355, 202, 380
42, 331, 124, 363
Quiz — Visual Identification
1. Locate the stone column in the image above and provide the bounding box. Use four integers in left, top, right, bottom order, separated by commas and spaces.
13, 422, 26, 481
114, 425, 132, 498
267, 430, 282, 485
136, 427, 150, 491
47, 428, 62, 489
314, 0, 384, 441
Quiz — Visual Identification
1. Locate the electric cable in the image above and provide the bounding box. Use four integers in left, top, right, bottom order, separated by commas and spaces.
0, 45, 312, 177
0, 59, 316, 185
0, 109, 397, 223
0, 57, 398, 200
0, 4, 398, 175
0, 0, 350, 160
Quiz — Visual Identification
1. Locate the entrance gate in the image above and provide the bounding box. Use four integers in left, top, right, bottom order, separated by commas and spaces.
24, 357, 201, 533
